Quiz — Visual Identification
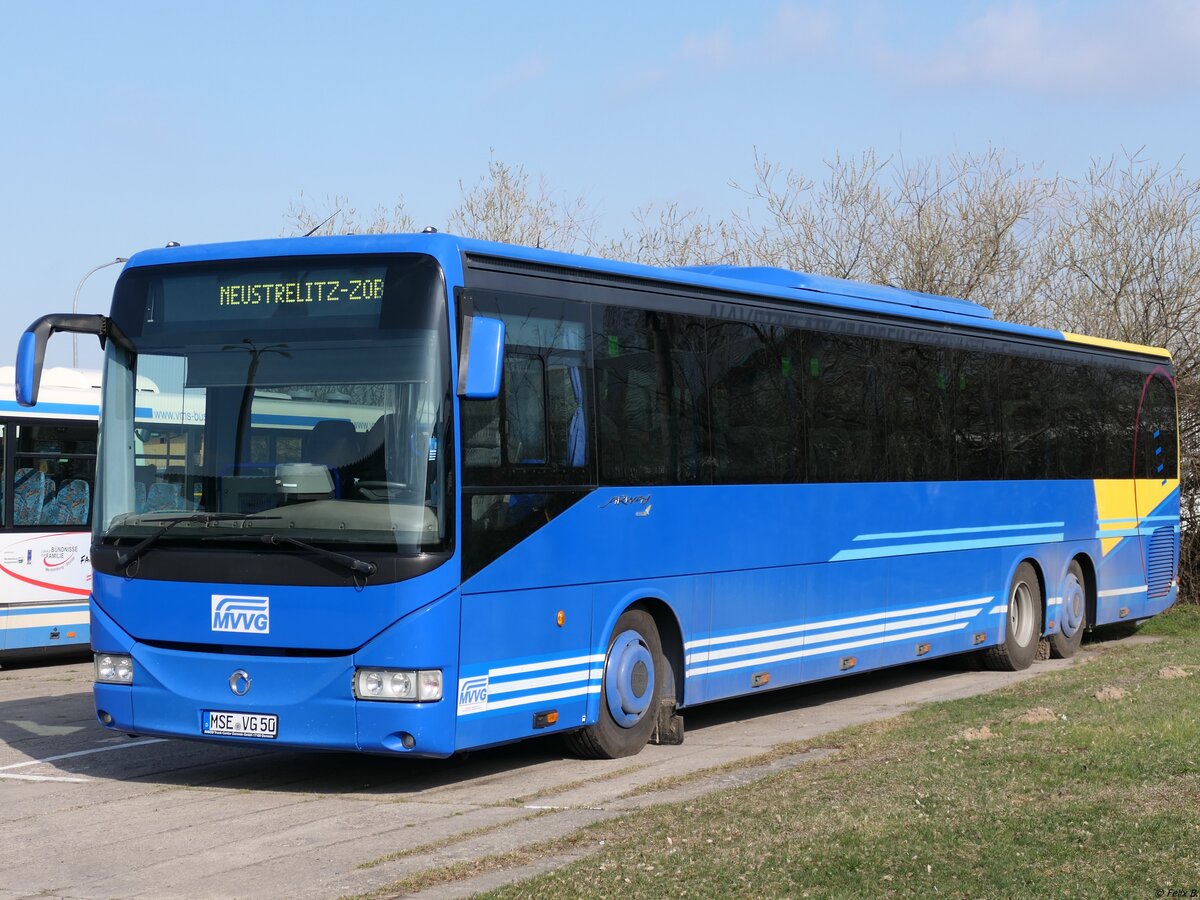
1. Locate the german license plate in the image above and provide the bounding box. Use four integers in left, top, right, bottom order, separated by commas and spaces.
202, 710, 278, 739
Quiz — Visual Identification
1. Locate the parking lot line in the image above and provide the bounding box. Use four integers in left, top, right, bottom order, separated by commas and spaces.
0, 772, 90, 783
0, 737, 167, 772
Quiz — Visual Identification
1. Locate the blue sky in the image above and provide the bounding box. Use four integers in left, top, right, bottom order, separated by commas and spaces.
3, 1, 1198, 368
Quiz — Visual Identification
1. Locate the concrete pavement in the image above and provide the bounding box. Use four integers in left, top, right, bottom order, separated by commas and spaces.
0, 645, 1108, 899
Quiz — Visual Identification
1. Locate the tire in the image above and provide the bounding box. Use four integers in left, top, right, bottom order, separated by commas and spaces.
1049, 560, 1087, 659
982, 561, 1043, 671
564, 609, 664, 759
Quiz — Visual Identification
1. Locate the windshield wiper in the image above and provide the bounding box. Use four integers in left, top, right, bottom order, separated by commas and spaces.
259, 533, 378, 577
116, 513, 280, 569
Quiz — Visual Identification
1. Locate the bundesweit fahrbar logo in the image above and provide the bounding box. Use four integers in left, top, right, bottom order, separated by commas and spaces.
211, 595, 270, 634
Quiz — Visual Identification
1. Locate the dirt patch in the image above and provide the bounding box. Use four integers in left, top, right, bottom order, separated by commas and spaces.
1157, 666, 1191, 680
1094, 686, 1129, 702
958, 725, 995, 741
1015, 707, 1057, 724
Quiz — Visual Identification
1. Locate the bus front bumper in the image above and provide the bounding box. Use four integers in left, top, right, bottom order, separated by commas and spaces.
94, 644, 456, 757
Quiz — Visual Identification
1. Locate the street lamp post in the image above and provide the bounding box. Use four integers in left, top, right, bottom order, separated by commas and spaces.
71, 257, 128, 367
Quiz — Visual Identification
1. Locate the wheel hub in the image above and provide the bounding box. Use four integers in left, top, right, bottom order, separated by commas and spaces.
1060, 574, 1085, 638
605, 630, 655, 728
1010, 581, 1034, 646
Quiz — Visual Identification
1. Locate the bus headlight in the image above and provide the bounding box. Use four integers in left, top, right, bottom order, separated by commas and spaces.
418, 670, 442, 701
354, 668, 441, 702
95, 654, 134, 684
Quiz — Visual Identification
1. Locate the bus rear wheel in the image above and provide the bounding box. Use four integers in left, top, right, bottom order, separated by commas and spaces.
1049, 560, 1087, 659
982, 562, 1043, 671
565, 609, 663, 759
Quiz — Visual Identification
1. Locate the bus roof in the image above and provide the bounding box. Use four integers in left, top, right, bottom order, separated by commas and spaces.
122, 233, 1173, 362
0, 366, 102, 391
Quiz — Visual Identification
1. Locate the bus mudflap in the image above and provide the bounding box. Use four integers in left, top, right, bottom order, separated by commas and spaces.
650, 697, 684, 746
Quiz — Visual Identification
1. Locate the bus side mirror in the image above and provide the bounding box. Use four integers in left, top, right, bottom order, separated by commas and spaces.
457, 316, 505, 399
15, 328, 45, 407
15, 313, 112, 407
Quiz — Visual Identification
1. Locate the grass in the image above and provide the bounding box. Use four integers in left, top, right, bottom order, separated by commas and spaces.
468, 604, 1200, 899
356, 808, 554, 871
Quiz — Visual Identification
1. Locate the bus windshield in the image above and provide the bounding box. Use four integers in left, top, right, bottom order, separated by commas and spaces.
95, 254, 452, 555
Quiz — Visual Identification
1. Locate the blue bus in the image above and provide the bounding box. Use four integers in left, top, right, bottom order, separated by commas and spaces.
14, 234, 1179, 757
0, 367, 99, 661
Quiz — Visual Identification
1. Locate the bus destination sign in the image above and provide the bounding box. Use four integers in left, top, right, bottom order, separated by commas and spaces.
218, 276, 385, 308
154, 265, 388, 327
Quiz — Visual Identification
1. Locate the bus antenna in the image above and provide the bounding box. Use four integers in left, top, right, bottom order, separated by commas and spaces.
303, 209, 342, 237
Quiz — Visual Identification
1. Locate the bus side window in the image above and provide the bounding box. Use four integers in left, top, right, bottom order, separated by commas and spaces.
999, 355, 1038, 479
504, 355, 547, 465
707, 322, 805, 484
1055, 363, 1102, 479
462, 395, 502, 468
1139, 373, 1178, 480
460, 291, 593, 488
805, 331, 882, 483
882, 340, 951, 482
1100, 368, 1140, 479
459, 291, 593, 577
14, 422, 97, 527
594, 306, 705, 486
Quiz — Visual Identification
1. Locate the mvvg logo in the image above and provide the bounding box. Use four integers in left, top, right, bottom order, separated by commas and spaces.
211, 595, 270, 634
457, 675, 489, 714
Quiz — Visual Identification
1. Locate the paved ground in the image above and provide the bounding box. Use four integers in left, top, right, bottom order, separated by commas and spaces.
0, 646, 1107, 900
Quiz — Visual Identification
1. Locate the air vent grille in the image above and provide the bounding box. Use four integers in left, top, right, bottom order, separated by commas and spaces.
1146, 526, 1177, 598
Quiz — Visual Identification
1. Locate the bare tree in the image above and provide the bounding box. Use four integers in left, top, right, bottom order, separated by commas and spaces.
1045, 152, 1200, 598
284, 157, 594, 253
732, 149, 892, 280
1047, 151, 1200, 371
599, 202, 740, 268
282, 191, 415, 237
449, 157, 595, 252
727, 147, 1060, 324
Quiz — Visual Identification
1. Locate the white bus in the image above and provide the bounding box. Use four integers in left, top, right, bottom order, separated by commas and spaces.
0, 367, 98, 661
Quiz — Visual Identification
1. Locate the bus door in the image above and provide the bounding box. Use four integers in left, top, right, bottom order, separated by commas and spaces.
456, 291, 597, 748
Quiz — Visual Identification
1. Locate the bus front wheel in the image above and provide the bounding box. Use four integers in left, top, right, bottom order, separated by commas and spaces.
982, 562, 1043, 671
566, 609, 664, 759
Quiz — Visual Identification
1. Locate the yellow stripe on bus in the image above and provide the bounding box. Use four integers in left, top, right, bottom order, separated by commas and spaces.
1093, 478, 1180, 556
1062, 332, 1172, 359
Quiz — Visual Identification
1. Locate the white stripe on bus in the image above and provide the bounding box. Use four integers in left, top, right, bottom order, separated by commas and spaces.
684, 596, 992, 652
458, 684, 601, 715
487, 653, 605, 678
685, 623, 969, 678
487, 667, 604, 696
686, 608, 984, 667
1098, 585, 1148, 597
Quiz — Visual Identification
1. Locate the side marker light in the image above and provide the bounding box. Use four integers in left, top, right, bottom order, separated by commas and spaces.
532, 710, 559, 729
